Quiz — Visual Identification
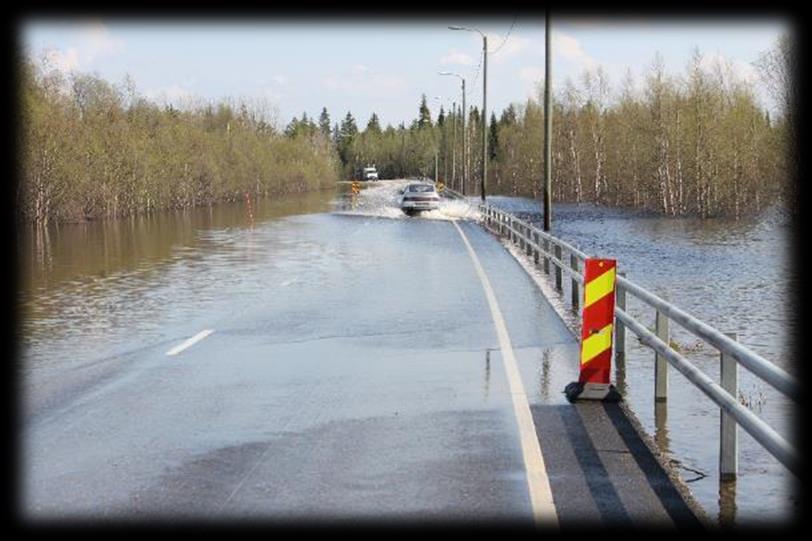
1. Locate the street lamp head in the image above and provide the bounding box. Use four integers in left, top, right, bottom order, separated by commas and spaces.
438, 71, 464, 82
449, 25, 484, 38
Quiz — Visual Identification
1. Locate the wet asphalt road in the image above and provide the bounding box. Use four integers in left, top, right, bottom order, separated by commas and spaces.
22, 190, 703, 528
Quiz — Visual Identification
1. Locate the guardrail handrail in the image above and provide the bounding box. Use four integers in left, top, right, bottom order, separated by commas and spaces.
615, 275, 799, 400
473, 201, 798, 477
614, 306, 799, 474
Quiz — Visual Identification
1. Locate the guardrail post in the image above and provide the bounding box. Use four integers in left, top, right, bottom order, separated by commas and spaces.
519, 223, 525, 251
554, 244, 562, 292
719, 477, 737, 528
526, 226, 533, 256
615, 272, 626, 361
720, 332, 738, 480
515, 221, 520, 247
655, 309, 669, 401
533, 232, 539, 265
570, 253, 579, 310
513, 220, 519, 246
543, 239, 550, 274
654, 400, 669, 452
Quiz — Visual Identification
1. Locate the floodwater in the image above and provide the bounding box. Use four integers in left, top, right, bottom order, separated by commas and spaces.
17, 181, 797, 525
484, 195, 798, 527
18, 183, 476, 377
19, 189, 337, 374
19, 180, 569, 522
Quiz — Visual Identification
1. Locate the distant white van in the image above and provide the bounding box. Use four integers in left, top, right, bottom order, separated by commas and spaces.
362, 166, 379, 181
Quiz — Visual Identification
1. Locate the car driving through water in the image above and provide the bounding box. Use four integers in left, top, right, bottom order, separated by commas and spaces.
399, 182, 440, 215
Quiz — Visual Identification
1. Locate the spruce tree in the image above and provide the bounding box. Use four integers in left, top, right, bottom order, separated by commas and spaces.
418, 94, 432, 129
366, 112, 381, 134
319, 107, 331, 138
489, 112, 499, 161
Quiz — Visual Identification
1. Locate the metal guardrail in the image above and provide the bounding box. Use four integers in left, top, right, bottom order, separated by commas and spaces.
476, 202, 799, 478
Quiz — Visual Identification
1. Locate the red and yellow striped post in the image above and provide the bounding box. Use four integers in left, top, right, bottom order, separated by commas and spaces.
565, 258, 622, 402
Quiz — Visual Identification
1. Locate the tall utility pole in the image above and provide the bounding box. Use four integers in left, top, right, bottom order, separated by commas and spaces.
450, 25, 488, 202
481, 34, 488, 203
451, 100, 457, 191
433, 96, 445, 185
462, 79, 466, 195
439, 71, 466, 195
543, 12, 553, 232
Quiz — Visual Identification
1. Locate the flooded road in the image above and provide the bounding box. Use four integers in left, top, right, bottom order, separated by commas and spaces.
484, 196, 798, 526
17, 182, 794, 526
21, 181, 578, 523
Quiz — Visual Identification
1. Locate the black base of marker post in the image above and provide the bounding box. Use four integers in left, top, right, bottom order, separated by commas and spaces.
564, 381, 622, 403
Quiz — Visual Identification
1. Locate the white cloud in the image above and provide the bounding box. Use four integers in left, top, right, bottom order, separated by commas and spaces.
34, 21, 124, 74
43, 47, 80, 72
323, 67, 408, 97
698, 51, 759, 85
487, 33, 533, 63
439, 50, 475, 66
78, 21, 124, 60
552, 31, 597, 71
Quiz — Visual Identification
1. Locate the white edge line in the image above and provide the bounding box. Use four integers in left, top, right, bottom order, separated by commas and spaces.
452, 221, 559, 528
166, 329, 214, 356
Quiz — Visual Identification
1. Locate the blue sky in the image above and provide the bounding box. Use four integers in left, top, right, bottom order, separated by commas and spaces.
22, 17, 789, 129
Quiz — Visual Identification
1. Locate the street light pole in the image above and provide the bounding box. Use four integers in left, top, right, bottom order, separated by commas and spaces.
449, 25, 487, 202
451, 100, 457, 191
461, 78, 466, 195
434, 96, 451, 185
433, 96, 443, 184
439, 71, 466, 195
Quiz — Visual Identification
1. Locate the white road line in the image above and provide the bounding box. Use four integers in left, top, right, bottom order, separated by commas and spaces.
452, 221, 559, 528
166, 329, 214, 356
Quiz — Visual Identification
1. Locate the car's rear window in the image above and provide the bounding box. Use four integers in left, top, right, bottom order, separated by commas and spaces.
408, 184, 435, 193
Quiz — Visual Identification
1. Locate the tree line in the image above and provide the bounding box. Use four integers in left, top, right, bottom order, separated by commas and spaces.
19, 36, 792, 224
315, 39, 793, 219
19, 59, 341, 225
489, 50, 792, 218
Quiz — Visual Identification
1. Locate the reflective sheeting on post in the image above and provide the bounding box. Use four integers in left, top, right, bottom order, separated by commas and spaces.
580, 259, 616, 384
565, 258, 621, 402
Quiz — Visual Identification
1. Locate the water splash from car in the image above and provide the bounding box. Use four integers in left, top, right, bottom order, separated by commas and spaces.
333, 179, 480, 222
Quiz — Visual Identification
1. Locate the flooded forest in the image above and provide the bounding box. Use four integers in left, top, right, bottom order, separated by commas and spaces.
18, 35, 794, 224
